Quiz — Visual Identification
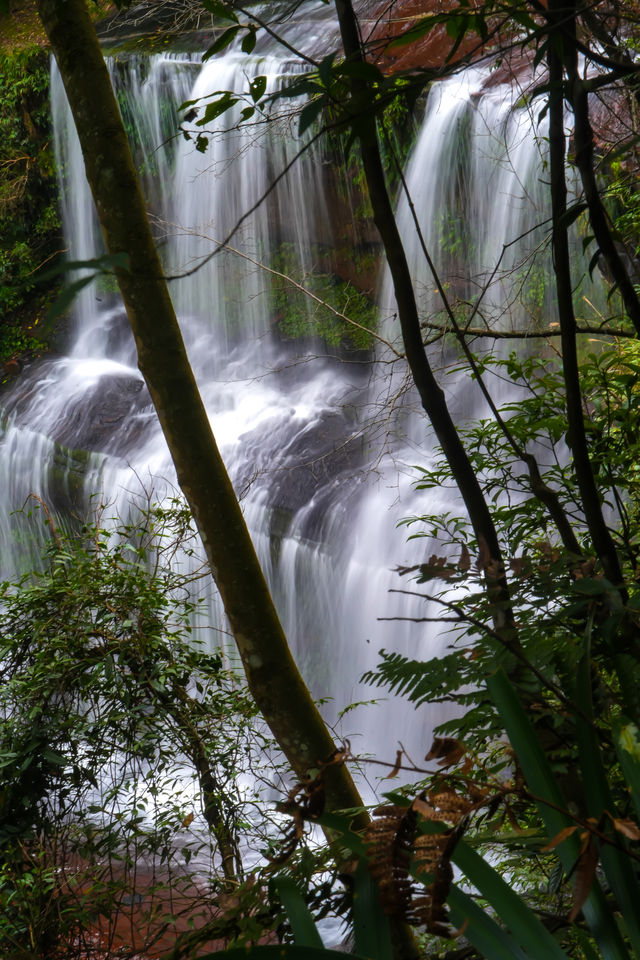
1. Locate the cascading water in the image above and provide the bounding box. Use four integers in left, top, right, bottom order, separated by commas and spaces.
0, 28, 593, 772
382, 64, 557, 334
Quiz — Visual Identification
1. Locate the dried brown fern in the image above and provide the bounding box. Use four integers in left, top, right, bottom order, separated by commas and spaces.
364, 788, 473, 934
269, 738, 519, 938
365, 803, 416, 917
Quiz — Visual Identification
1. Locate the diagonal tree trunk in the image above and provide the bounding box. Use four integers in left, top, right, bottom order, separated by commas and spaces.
35, 0, 364, 819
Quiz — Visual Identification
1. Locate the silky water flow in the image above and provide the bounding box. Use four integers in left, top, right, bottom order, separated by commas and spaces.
0, 36, 597, 783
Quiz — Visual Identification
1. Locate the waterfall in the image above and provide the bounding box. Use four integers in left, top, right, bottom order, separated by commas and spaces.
0, 37, 588, 772
381, 65, 555, 333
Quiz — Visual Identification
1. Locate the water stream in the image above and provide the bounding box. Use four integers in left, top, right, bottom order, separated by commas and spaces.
0, 28, 598, 772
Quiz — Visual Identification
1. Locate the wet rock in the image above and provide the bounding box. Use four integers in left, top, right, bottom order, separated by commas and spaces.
235, 408, 367, 537
52, 375, 148, 453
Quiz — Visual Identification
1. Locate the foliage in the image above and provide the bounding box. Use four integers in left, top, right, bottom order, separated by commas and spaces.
607, 157, 640, 261
364, 342, 640, 734
23, 0, 640, 955
0, 500, 280, 958
194, 861, 394, 960
352, 337, 640, 955
270, 242, 379, 350
255, 657, 640, 958
0, 45, 61, 362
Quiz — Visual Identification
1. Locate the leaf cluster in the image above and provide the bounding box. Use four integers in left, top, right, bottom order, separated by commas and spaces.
353, 338, 640, 954
0, 500, 276, 957
0, 47, 61, 361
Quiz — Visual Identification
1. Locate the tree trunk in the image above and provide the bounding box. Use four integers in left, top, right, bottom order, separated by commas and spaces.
561, 4, 640, 335
333, 0, 518, 646
547, 0, 625, 592
36, 0, 364, 819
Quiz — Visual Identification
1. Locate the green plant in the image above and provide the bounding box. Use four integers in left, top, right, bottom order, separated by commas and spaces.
183, 842, 394, 960
0, 499, 278, 958
365, 344, 640, 746
346, 340, 640, 955
0, 46, 61, 353
270, 242, 379, 350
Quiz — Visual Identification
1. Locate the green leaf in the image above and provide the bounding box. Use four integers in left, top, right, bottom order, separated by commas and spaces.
452, 842, 568, 960
447, 885, 529, 960
203, 25, 241, 59
488, 668, 632, 960
574, 651, 640, 956
488, 670, 571, 834
588, 247, 602, 279
318, 52, 337, 86
572, 929, 602, 960
47, 274, 95, 322
312, 811, 370, 858
533, 39, 549, 70
445, 14, 466, 40
198, 94, 240, 125
471, 12, 488, 42
250, 75, 267, 102
39, 251, 131, 283
615, 719, 640, 822
388, 13, 447, 50
273, 876, 324, 949
242, 27, 257, 54
337, 61, 383, 82
571, 577, 611, 596
352, 860, 392, 960
559, 201, 588, 229
511, 8, 537, 31
298, 98, 325, 136
200, 0, 238, 21
275, 75, 320, 100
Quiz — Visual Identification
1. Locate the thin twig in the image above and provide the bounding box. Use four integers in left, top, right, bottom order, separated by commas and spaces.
161, 217, 404, 357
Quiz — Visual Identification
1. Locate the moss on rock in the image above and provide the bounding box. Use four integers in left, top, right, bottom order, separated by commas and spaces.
0, 44, 62, 368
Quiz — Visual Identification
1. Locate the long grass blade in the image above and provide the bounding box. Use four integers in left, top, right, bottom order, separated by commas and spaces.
614, 718, 640, 823
452, 841, 568, 959
352, 859, 393, 960
447, 885, 529, 960
574, 651, 640, 955
274, 876, 324, 949
487, 668, 631, 960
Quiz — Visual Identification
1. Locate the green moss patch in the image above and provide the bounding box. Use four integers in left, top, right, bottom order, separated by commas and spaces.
0, 45, 62, 366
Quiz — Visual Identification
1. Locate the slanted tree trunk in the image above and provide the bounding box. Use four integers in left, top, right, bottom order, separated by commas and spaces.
36, 0, 364, 819
333, 0, 518, 647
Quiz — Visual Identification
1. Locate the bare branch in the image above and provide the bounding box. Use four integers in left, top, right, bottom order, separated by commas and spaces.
159, 216, 404, 357
420, 321, 634, 340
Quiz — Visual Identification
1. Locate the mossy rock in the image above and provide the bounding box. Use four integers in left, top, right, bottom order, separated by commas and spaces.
0, 44, 63, 362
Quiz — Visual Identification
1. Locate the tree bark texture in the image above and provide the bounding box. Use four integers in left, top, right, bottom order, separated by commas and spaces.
36, 0, 364, 817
